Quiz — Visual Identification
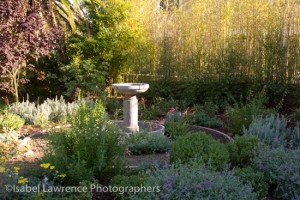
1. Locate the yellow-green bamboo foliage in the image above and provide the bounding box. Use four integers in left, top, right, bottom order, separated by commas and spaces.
124, 0, 300, 83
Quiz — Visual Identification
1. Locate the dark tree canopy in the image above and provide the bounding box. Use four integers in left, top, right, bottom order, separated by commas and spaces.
0, 0, 62, 101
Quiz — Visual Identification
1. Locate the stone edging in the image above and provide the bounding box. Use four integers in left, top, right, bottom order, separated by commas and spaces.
188, 125, 232, 143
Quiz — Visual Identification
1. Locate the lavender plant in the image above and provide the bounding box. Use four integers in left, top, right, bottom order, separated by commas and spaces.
129, 164, 257, 200
253, 148, 300, 199
244, 114, 300, 149
8, 97, 81, 125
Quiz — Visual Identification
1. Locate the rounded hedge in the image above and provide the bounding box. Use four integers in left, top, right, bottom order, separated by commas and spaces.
170, 132, 229, 170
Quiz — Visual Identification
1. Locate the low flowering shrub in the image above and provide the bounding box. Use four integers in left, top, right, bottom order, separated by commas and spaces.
128, 164, 257, 200
0, 161, 92, 200
170, 132, 229, 170
253, 147, 300, 199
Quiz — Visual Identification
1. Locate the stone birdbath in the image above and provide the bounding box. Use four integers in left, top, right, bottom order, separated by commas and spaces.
112, 83, 149, 133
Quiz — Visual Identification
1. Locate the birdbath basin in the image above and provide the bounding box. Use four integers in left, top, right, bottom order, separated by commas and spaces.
112, 83, 149, 133
112, 83, 149, 95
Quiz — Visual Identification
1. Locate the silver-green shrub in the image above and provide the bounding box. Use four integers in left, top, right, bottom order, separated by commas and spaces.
129, 164, 257, 200
243, 114, 300, 149
8, 100, 37, 124
8, 97, 81, 125
44, 96, 80, 122
33, 103, 52, 126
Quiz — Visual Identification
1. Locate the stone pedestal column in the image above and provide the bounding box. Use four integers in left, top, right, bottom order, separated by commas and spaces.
123, 95, 139, 133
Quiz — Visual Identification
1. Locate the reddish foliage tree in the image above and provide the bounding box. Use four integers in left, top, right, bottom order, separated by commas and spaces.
0, 0, 62, 102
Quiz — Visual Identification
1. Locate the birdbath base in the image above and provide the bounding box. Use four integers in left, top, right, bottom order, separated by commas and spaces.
123, 95, 139, 132
112, 83, 149, 133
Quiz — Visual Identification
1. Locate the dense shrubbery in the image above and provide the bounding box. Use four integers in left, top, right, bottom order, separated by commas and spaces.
170, 132, 229, 170
227, 135, 265, 167
42, 100, 126, 185
128, 164, 257, 200
192, 112, 222, 128
253, 148, 300, 199
126, 132, 172, 155
244, 114, 300, 149
226, 90, 274, 135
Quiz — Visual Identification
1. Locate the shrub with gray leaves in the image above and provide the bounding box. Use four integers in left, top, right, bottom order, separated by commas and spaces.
243, 114, 300, 149
253, 147, 300, 199
129, 164, 257, 200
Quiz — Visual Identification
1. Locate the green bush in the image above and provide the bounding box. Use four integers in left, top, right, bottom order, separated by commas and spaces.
152, 97, 186, 115
106, 98, 122, 113
191, 102, 219, 117
42, 100, 126, 185
170, 132, 229, 170
165, 120, 190, 140
139, 105, 161, 120
253, 148, 300, 199
227, 135, 265, 167
111, 174, 148, 199
233, 167, 268, 199
128, 164, 257, 200
193, 112, 222, 128
244, 114, 300, 149
226, 90, 273, 135
0, 113, 24, 132
295, 107, 300, 121
126, 132, 172, 155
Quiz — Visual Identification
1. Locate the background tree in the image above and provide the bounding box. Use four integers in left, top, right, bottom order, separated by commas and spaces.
0, 0, 61, 102
60, 0, 132, 97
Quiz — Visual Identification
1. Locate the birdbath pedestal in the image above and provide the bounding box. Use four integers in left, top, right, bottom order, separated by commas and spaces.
112, 83, 149, 133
